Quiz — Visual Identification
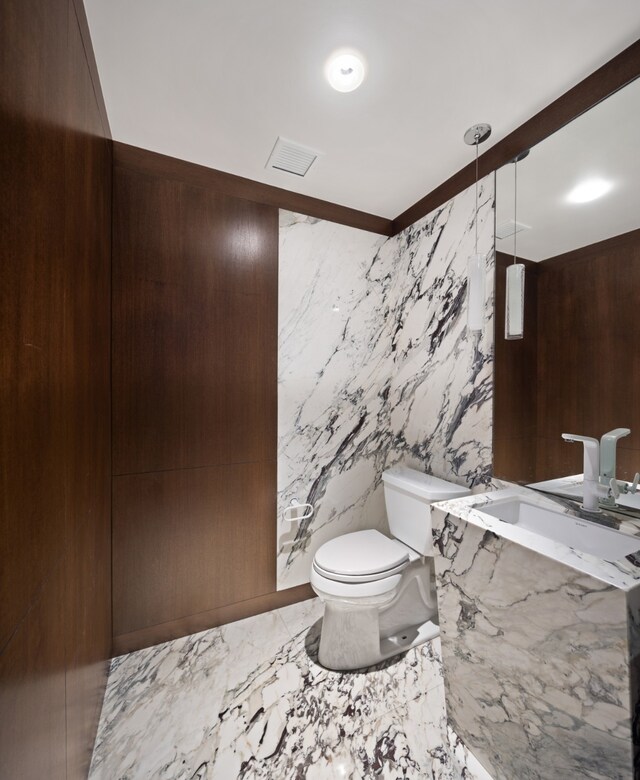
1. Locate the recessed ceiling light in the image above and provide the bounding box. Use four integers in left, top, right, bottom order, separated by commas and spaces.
566, 178, 612, 204
325, 52, 365, 93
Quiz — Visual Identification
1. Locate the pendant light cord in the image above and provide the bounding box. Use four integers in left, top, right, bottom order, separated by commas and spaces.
474, 134, 479, 255
513, 159, 518, 265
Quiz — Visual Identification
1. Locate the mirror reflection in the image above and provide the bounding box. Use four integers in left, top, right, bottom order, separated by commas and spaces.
493, 75, 640, 516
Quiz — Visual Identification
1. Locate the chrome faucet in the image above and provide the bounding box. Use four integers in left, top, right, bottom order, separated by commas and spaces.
600, 428, 631, 486
562, 433, 603, 513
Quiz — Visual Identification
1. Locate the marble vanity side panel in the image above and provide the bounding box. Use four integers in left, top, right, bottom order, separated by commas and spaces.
386, 176, 495, 489
432, 506, 634, 780
277, 212, 390, 588
626, 584, 640, 775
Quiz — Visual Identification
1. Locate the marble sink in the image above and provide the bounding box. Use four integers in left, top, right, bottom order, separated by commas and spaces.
479, 495, 640, 561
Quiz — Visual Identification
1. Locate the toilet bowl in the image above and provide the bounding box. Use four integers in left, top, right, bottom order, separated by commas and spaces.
310, 466, 469, 671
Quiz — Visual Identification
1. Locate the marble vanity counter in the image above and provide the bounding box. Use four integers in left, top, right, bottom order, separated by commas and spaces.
433, 485, 640, 591
431, 485, 640, 780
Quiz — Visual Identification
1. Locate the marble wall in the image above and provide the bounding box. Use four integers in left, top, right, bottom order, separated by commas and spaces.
278, 178, 495, 589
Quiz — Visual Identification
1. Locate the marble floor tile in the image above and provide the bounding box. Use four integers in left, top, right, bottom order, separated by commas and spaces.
90, 598, 491, 780
89, 610, 291, 780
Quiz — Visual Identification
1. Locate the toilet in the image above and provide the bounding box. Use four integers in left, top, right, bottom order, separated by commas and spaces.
310, 465, 469, 671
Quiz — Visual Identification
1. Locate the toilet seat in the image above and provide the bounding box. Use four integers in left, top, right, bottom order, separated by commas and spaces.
310, 567, 403, 601
313, 558, 408, 583
312, 529, 410, 584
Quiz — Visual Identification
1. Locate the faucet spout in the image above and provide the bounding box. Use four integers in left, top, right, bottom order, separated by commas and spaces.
562, 433, 602, 513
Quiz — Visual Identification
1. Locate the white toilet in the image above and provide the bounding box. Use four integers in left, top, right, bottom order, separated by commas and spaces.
310, 465, 469, 670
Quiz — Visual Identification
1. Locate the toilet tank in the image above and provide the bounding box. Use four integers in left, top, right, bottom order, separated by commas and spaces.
381, 466, 470, 554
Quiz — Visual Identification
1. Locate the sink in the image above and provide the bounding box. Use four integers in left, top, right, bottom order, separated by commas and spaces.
479, 497, 640, 560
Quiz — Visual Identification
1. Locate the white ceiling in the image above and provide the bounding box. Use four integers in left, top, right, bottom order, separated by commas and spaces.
85, 0, 640, 218
496, 75, 640, 261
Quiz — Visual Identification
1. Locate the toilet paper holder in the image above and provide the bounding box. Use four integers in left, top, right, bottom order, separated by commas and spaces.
282, 499, 314, 522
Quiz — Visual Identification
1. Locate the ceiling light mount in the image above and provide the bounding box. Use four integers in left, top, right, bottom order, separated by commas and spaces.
464, 123, 492, 146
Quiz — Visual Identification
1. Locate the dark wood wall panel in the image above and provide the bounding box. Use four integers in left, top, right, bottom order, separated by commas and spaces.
63, 3, 112, 775
493, 253, 539, 483
494, 231, 640, 485
112, 157, 285, 650
0, 564, 67, 779
0, 0, 111, 776
1, 0, 70, 654
112, 169, 277, 475
113, 462, 276, 636
535, 229, 640, 482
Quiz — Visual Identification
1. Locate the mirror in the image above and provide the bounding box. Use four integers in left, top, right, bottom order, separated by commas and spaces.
493, 75, 640, 515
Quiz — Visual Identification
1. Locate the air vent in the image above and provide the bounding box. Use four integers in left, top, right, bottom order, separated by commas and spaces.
496, 219, 531, 240
265, 137, 320, 177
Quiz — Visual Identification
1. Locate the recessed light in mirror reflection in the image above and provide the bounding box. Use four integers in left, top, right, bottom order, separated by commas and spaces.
566, 178, 613, 204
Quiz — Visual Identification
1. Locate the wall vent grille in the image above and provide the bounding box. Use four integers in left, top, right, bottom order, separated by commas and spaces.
265, 137, 320, 177
496, 219, 531, 240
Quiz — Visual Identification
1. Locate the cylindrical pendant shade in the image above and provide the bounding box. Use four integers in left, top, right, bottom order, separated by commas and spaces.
505, 263, 525, 340
467, 253, 485, 332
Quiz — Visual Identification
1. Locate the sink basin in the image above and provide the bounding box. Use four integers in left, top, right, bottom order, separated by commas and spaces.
479, 497, 640, 560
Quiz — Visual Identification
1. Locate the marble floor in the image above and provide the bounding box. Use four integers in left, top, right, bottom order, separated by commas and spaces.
89, 598, 492, 780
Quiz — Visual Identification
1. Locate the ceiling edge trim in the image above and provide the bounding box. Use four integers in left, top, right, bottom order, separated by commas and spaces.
73, 0, 111, 139
113, 142, 394, 236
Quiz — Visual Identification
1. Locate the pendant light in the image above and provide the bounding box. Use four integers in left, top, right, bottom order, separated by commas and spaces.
504, 150, 530, 340
464, 123, 492, 333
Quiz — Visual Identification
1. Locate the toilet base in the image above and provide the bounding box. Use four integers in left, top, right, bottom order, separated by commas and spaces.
315, 558, 440, 671
317, 598, 439, 671
379, 617, 440, 662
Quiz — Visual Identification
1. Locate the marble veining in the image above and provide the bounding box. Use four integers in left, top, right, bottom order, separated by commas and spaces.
278, 177, 495, 589
89, 598, 492, 780
432, 487, 640, 780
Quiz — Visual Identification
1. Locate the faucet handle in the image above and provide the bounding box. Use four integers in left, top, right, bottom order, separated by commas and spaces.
609, 478, 621, 500
630, 473, 640, 495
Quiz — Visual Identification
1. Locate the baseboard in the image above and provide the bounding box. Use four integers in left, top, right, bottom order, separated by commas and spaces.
111, 583, 315, 656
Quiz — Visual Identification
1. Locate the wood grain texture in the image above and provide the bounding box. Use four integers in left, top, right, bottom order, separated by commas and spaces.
0, 0, 111, 775
113, 462, 277, 637
112, 167, 278, 475
63, 4, 112, 776
1, 0, 70, 655
494, 231, 640, 485
0, 565, 67, 780
114, 142, 394, 236
492, 253, 539, 483
535, 229, 640, 482
113, 583, 315, 655
393, 40, 640, 234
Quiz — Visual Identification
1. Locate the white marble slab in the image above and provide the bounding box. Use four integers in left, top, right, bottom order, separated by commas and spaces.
278, 176, 495, 589
89, 598, 492, 780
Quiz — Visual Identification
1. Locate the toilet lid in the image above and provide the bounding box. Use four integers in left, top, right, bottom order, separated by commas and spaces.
314, 529, 409, 577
